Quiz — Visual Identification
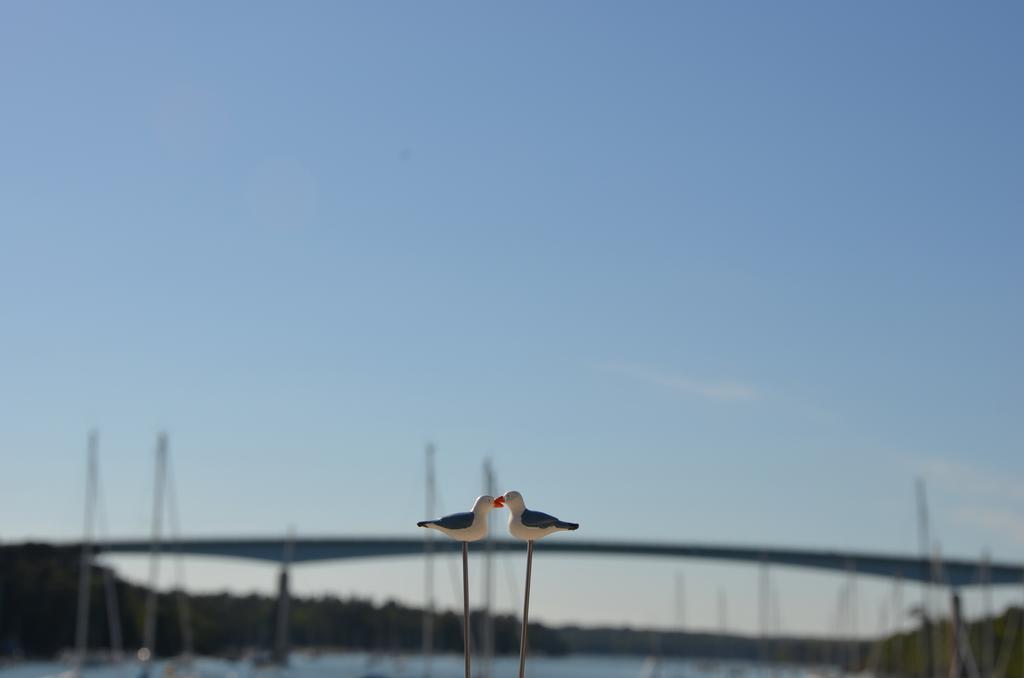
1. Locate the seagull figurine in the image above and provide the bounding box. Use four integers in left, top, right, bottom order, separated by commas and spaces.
502, 490, 579, 540
500, 490, 579, 678
417, 494, 505, 540
417, 494, 504, 678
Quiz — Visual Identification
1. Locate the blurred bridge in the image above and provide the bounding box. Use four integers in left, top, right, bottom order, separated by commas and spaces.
94, 536, 1024, 587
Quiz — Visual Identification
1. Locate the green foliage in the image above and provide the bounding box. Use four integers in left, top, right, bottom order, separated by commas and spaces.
865, 609, 1024, 678
6, 544, 1018, 672
0, 544, 566, 659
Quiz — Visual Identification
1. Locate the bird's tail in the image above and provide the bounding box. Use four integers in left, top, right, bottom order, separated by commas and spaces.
557, 521, 579, 530
417, 520, 434, 528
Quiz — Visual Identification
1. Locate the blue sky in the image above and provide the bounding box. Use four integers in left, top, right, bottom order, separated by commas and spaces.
1, 2, 1022, 636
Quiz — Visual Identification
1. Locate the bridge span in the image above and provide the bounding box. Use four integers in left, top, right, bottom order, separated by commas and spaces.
93, 537, 1024, 587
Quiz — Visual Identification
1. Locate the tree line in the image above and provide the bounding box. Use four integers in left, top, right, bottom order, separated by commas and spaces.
2, 542, 1022, 677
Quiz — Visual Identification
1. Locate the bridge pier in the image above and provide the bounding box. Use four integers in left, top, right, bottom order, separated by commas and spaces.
271, 564, 290, 665
271, 532, 295, 665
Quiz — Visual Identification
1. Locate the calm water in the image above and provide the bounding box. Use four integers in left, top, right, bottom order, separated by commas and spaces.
0, 654, 829, 678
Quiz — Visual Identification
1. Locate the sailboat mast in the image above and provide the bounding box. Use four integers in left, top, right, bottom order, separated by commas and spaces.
93, 464, 124, 660
675, 571, 685, 632
166, 453, 194, 661
74, 430, 99, 673
758, 563, 768, 662
142, 433, 167, 659
102, 567, 123, 659
982, 550, 993, 678
718, 586, 728, 663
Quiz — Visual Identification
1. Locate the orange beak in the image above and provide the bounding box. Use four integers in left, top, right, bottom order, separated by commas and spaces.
493, 496, 505, 508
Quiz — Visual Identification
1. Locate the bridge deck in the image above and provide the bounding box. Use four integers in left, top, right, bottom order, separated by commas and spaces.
92, 537, 1024, 587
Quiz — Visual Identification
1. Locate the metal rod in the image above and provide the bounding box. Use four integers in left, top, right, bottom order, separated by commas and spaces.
981, 551, 993, 678
165, 452, 194, 661
893, 576, 904, 678
482, 458, 496, 678
758, 562, 767, 664
102, 567, 123, 659
423, 444, 436, 678
676, 571, 685, 632
917, 478, 934, 678
518, 540, 534, 678
950, 592, 962, 678
74, 431, 98, 674
932, 543, 946, 678
92, 462, 123, 659
993, 593, 1021, 678
847, 563, 860, 671
463, 541, 471, 678
142, 433, 168, 660
718, 587, 728, 660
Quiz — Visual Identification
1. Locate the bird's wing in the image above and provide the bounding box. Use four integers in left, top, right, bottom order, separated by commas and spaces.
520, 509, 561, 529
433, 511, 475, 530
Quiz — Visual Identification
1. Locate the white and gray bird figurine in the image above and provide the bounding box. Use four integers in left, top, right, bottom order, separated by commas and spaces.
417, 494, 505, 541
502, 490, 579, 540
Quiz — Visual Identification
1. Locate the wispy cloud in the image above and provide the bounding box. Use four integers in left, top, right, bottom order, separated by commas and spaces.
915, 457, 1024, 548
917, 458, 1024, 503
596, 361, 759, 401
952, 506, 1024, 546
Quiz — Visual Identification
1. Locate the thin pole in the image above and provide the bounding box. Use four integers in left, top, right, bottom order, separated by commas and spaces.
917, 479, 933, 678
518, 540, 534, 678
166, 454, 194, 661
482, 458, 496, 678
423, 444, 436, 677
894, 576, 904, 677
722, 588, 729, 633
676, 571, 685, 632
74, 431, 98, 674
142, 433, 167, 660
94, 469, 124, 660
946, 594, 954, 678
102, 568, 123, 659
718, 588, 727, 661
950, 592, 962, 678
932, 543, 946, 678
981, 551, 993, 678
758, 563, 768, 664
993, 587, 1021, 678
836, 584, 848, 676
772, 577, 782, 669
867, 602, 889, 676
463, 542, 471, 678
847, 564, 860, 671
949, 591, 982, 678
